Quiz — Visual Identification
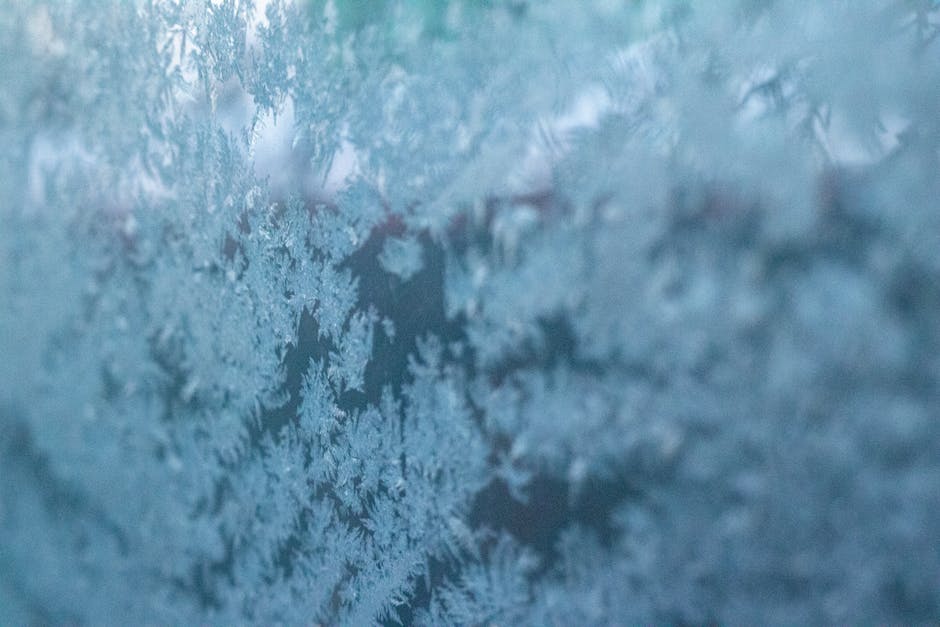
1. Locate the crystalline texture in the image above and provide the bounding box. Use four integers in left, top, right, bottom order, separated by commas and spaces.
2, 1, 940, 624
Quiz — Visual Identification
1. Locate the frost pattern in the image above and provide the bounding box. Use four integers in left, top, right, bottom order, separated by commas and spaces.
2, 1, 940, 624
379, 235, 424, 281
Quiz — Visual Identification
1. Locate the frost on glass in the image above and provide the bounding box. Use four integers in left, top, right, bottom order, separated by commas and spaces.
1, 0, 939, 624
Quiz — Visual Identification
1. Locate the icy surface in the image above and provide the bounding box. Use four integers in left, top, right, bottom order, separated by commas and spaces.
2, 1, 940, 624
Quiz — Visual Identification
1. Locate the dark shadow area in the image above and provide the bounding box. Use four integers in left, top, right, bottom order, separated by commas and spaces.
470, 474, 638, 562
345, 227, 469, 404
